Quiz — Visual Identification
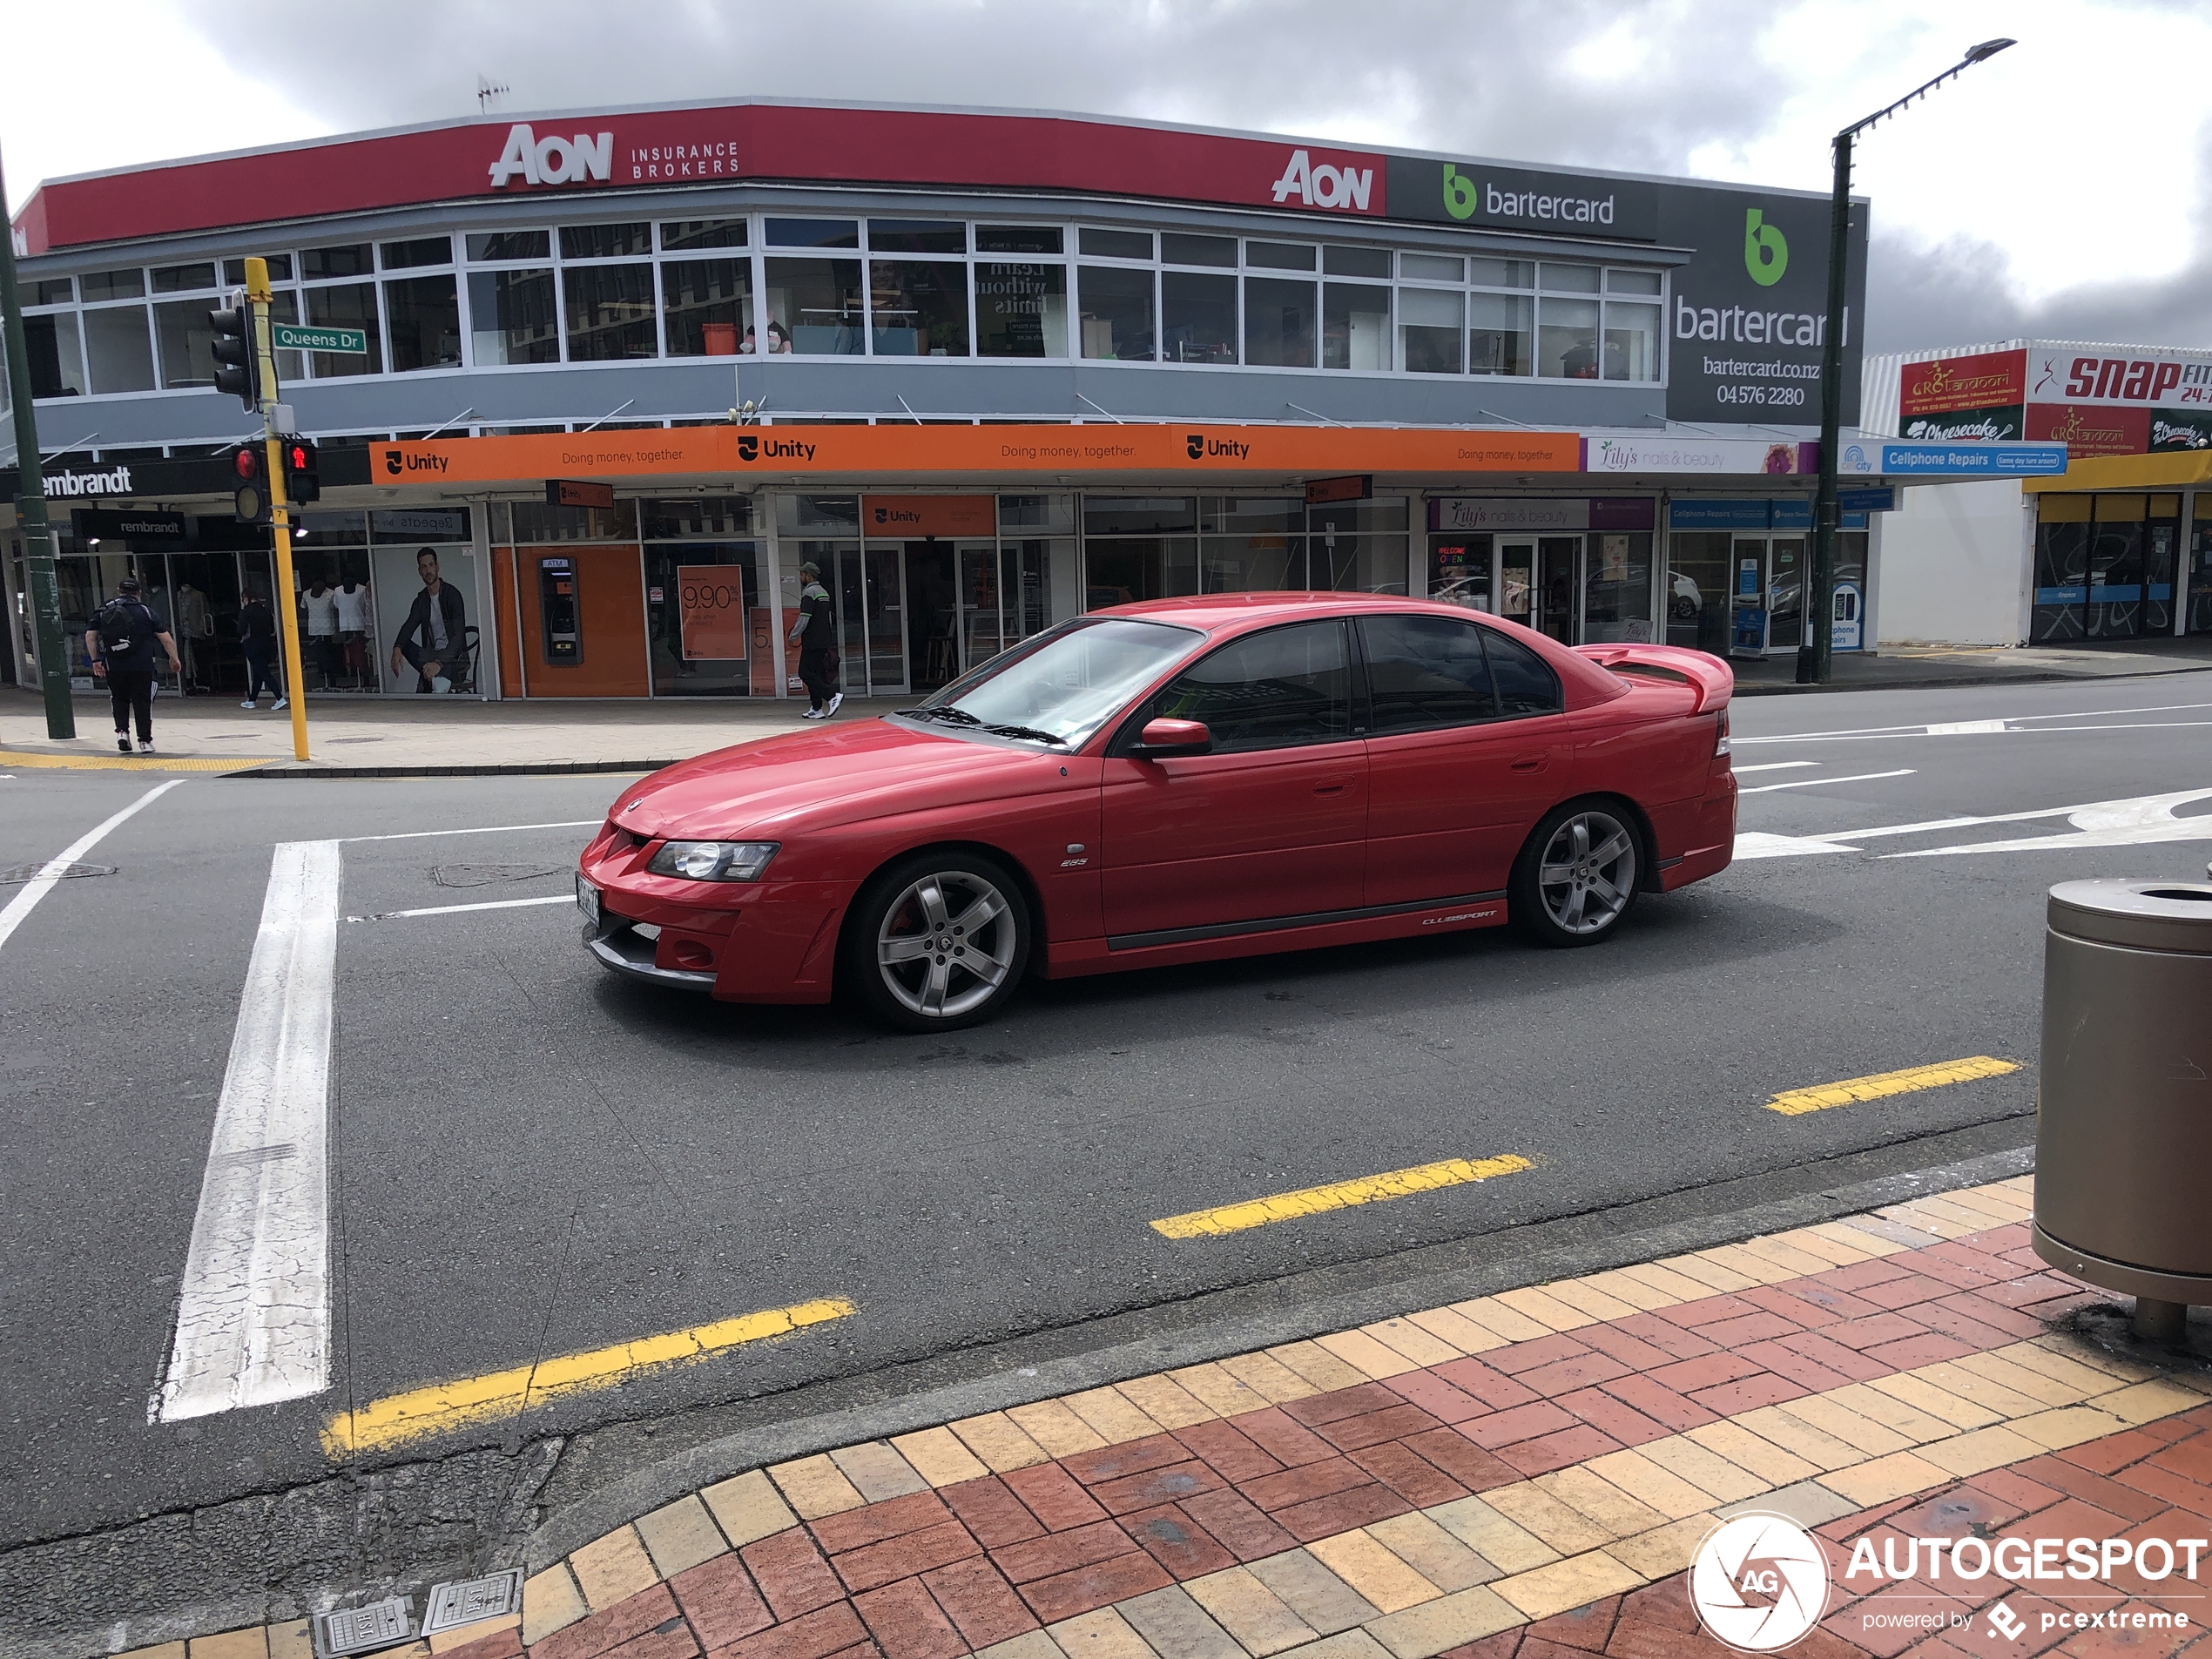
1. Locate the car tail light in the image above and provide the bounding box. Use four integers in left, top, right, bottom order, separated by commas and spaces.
1714, 709, 1731, 757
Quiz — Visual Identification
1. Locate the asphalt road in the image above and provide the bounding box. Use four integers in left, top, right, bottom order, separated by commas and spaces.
5, 670, 2211, 1642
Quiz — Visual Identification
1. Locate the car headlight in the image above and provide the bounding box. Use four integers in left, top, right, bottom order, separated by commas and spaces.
647, 840, 779, 882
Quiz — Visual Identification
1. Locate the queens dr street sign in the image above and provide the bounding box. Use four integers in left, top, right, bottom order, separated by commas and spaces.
271, 322, 368, 354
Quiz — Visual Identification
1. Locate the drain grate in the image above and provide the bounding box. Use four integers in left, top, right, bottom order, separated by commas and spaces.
0, 861, 115, 886
431, 862, 563, 888
421, 1568, 524, 1635
314, 1596, 412, 1657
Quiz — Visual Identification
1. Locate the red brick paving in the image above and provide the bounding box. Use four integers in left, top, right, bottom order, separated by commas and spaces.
516, 1207, 2211, 1658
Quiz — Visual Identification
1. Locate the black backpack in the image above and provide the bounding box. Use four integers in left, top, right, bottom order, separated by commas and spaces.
97, 599, 152, 662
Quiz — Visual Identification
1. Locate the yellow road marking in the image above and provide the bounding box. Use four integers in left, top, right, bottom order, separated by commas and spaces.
1766, 1055, 2020, 1116
320, 1296, 855, 1457
1153, 1155, 1534, 1239
0, 748, 280, 772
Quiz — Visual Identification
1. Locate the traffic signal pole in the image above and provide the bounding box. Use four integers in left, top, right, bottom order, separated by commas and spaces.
244, 258, 309, 762
0, 146, 76, 738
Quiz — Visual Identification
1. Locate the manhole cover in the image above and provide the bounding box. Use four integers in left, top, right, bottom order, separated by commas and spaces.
314, 1596, 412, 1657
431, 862, 563, 888
0, 862, 115, 886
422, 1568, 523, 1635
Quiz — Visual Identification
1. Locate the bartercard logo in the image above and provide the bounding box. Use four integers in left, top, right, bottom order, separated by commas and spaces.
1744, 209, 1789, 287
489, 124, 614, 189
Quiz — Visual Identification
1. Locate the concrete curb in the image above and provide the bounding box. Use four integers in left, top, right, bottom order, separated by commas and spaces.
519, 1136, 2036, 1572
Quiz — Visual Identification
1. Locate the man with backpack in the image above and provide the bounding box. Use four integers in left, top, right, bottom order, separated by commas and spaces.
84, 577, 181, 754
786, 560, 842, 719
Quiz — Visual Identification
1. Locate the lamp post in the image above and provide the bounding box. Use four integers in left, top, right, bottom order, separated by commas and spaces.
0, 145, 76, 736
1799, 37, 2015, 685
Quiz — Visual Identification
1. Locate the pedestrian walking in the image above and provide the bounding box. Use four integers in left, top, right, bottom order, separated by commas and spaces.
787, 560, 842, 719
84, 577, 181, 754
239, 591, 286, 709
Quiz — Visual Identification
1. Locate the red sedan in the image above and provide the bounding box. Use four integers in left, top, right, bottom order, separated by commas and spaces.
576, 595, 1736, 1030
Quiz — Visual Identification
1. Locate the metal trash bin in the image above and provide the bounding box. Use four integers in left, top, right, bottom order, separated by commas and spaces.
2033, 879, 2212, 1342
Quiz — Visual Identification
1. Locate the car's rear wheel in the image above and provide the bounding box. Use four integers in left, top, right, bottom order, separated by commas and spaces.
846, 851, 1031, 1031
1510, 802, 1641, 948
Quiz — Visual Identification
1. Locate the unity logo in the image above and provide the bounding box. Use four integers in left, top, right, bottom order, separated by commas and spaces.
1744, 210, 1790, 287
1690, 1513, 1830, 1652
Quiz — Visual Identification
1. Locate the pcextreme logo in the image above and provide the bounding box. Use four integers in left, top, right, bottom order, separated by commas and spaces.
1744, 209, 1789, 287
489, 123, 615, 189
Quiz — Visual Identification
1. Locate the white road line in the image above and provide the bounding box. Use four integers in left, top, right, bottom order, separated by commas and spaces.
1739, 699, 2212, 745
1740, 768, 1915, 794
1733, 761, 1818, 773
0, 779, 186, 957
155, 840, 341, 1424
350, 894, 575, 921
340, 819, 601, 844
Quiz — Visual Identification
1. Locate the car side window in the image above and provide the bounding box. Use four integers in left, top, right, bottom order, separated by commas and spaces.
1144, 620, 1350, 753
1358, 615, 1498, 734
1485, 630, 1563, 716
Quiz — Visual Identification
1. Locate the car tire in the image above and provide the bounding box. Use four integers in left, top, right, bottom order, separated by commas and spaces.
1509, 800, 1642, 948
844, 850, 1033, 1031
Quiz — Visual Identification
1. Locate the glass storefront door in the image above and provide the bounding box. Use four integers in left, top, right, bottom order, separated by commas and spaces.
903, 543, 959, 691
1767, 536, 1805, 651
1499, 541, 1534, 627
1533, 536, 1581, 643
1730, 537, 1768, 654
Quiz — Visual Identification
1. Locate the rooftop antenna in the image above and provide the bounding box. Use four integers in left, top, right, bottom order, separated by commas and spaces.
477, 76, 510, 115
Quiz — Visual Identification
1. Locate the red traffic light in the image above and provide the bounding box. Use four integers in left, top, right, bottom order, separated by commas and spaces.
233, 446, 261, 480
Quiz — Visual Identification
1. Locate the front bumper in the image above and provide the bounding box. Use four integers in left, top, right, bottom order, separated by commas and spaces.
584, 909, 718, 990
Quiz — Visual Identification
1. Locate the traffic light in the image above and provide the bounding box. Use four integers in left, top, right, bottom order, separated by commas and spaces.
281, 437, 321, 503
231, 444, 271, 523
209, 299, 262, 412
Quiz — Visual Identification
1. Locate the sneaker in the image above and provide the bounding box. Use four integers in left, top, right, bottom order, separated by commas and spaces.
117, 734, 132, 753
138, 739, 156, 753
801, 707, 826, 719
824, 691, 845, 718
240, 698, 257, 709
272, 697, 289, 711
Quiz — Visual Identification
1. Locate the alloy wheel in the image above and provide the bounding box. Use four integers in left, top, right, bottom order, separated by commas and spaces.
875, 869, 1019, 1019
1536, 810, 1637, 936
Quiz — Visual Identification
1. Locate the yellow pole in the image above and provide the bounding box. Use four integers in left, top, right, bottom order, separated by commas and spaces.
245, 258, 310, 762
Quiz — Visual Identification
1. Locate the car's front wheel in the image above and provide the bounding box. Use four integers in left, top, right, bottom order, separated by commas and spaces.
1510, 802, 1642, 948
846, 851, 1032, 1030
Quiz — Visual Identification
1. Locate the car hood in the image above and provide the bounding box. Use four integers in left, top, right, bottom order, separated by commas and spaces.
609, 717, 1065, 840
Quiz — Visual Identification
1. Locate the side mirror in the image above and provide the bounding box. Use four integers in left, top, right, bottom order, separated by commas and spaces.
1131, 717, 1212, 759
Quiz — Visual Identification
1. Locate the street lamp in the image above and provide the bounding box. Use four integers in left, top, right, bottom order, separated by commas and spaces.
1800, 37, 2015, 685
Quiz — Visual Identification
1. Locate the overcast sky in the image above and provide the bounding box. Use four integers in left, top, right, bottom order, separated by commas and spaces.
7, 0, 2208, 356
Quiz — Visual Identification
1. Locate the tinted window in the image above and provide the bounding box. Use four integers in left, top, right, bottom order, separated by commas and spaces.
1359, 615, 1496, 732
1485, 630, 1562, 715
1147, 620, 1349, 753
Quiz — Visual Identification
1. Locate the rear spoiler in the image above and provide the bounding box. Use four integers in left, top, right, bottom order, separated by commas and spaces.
1574, 644, 1733, 713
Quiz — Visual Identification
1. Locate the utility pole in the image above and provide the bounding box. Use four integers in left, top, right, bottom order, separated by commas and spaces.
244, 258, 312, 761
0, 145, 76, 737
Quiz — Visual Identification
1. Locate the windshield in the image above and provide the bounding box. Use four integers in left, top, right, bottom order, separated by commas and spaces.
909, 617, 1202, 747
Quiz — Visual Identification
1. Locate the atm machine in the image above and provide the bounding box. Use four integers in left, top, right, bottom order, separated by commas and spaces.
538, 556, 581, 664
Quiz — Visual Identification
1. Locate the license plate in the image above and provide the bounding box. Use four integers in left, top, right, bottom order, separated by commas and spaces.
576, 874, 601, 926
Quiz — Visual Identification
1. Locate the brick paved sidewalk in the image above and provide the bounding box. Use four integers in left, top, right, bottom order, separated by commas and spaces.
135, 1177, 2212, 1659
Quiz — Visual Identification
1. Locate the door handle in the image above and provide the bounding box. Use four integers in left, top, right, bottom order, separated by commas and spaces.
1313, 778, 1354, 795
1510, 752, 1548, 772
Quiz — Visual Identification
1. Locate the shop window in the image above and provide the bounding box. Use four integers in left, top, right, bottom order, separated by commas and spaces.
468, 269, 559, 365
301, 244, 373, 280
306, 283, 384, 375
1202, 497, 1302, 534
977, 225, 1062, 254
1608, 268, 1662, 294
974, 262, 1067, 357
1146, 620, 1349, 752
1541, 262, 1601, 293
1470, 258, 1533, 289
1665, 531, 1732, 651
223, 255, 293, 284
1602, 300, 1661, 381
999, 493, 1076, 532
1585, 532, 1654, 643
33, 278, 74, 305
1324, 246, 1392, 280
1399, 253, 1462, 283
1086, 497, 1196, 536
1469, 292, 1532, 376
776, 494, 862, 534
1399, 287, 1463, 374
2032, 495, 2091, 642
647, 543, 763, 698
1203, 534, 1306, 592
559, 223, 651, 260
1247, 242, 1315, 271
2147, 495, 2182, 634
507, 499, 637, 541
83, 306, 157, 394
766, 218, 860, 249
765, 258, 863, 354
1311, 497, 1410, 595
1087, 537, 1197, 606
643, 496, 755, 538
869, 219, 966, 254
1080, 227, 1152, 260
82, 269, 146, 301
1244, 276, 1315, 368
662, 260, 755, 356
468, 230, 550, 262
1163, 233, 1237, 268
1076, 266, 1154, 361
563, 264, 657, 361
24, 314, 85, 398
151, 262, 216, 293
1538, 296, 1600, 379
2087, 494, 2148, 639
1431, 536, 1493, 610
385, 274, 462, 370
869, 260, 970, 356
2189, 499, 2212, 634
381, 236, 453, 270
1161, 270, 1236, 364
153, 300, 217, 388
662, 219, 747, 251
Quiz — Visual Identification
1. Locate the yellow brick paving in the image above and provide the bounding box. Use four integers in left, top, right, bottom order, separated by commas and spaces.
1764, 1054, 2021, 1115
0, 747, 279, 772
152, 1176, 2212, 1659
